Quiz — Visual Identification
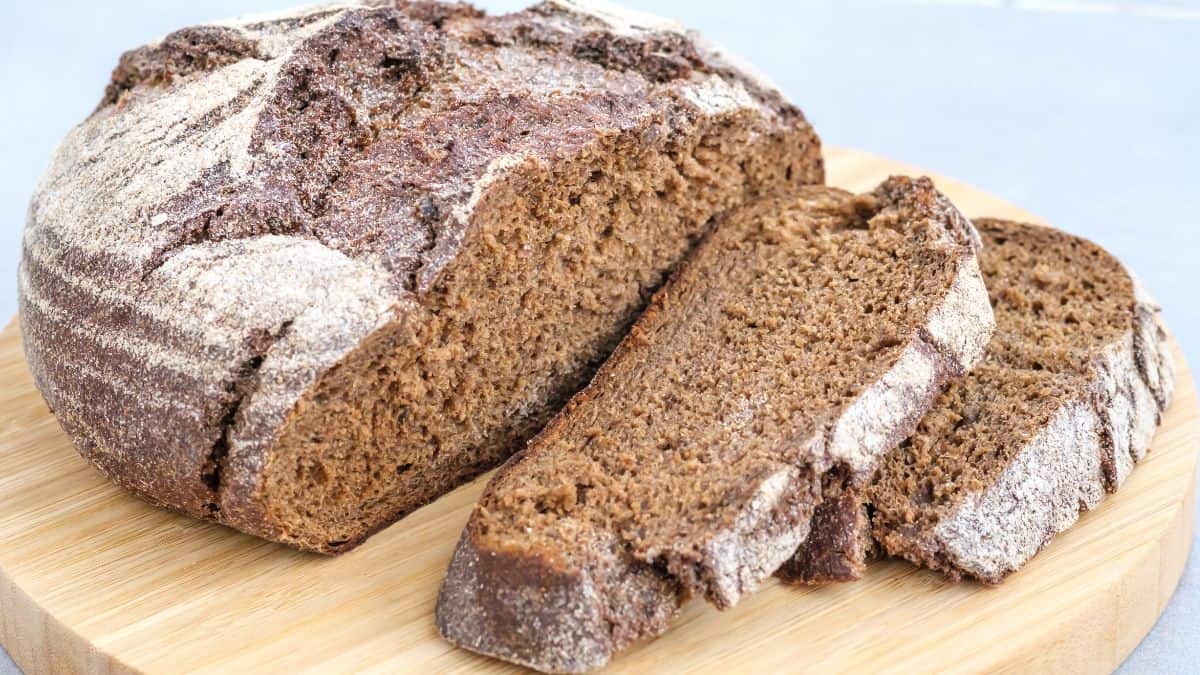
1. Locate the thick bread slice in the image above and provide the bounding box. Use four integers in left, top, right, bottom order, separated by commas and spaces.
436, 177, 994, 673
18, 0, 823, 552
793, 219, 1174, 585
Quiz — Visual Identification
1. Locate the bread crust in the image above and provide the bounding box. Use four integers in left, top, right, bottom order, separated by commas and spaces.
436, 177, 995, 672
776, 485, 876, 584
19, 1, 821, 549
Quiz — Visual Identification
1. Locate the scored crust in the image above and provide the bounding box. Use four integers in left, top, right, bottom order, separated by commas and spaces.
866, 219, 1174, 583
18, 0, 822, 551
436, 177, 995, 673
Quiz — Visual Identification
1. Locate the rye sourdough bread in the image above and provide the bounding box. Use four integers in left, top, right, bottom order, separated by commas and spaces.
436, 177, 994, 673
18, 0, 823, 553
786, 218, 1174, 585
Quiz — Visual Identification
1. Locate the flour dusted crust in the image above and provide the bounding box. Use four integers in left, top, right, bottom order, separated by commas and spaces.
870, 219, 1175, 583
436, 178, 994, 673
928, 247, 1174, 581
19, 0, 822, 549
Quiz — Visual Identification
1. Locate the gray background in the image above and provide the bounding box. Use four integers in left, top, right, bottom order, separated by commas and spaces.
1, 0, 1196, 672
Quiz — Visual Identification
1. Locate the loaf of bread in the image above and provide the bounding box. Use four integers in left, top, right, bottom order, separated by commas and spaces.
436, 177, 994, 672
784, 218, 1174, 584
18, 0, 823, 552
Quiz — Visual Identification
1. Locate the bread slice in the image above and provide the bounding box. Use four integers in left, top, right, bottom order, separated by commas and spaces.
787, 218, 1174, 585
436, 177, 994, 672
17, 1, 823, 552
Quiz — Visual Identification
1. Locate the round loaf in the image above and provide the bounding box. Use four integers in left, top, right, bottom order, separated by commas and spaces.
18, 0, 823, 552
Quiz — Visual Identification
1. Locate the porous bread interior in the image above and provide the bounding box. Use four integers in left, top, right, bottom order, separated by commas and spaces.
471, 186, 965, 582
869, 219, 1136, 541
256, 112, 817, 552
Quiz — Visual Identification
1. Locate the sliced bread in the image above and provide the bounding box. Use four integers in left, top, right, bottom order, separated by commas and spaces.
436, 177, 994, 672
786, 218, 1174, 585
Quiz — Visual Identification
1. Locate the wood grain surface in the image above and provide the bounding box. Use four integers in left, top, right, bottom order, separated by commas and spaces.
0, 147, 1194, 674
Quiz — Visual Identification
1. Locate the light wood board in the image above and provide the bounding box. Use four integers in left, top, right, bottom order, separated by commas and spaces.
0, 147, 1195, 674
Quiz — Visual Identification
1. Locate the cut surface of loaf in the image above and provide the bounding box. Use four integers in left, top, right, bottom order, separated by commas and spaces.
18, 0, 823, 552
436, 177, 994, 673
790, 219, 1174, 585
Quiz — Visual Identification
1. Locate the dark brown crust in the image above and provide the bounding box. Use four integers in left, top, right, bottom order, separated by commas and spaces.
776, 482, 875, 584
437, 178, 994, 672
20, 1, 823, 553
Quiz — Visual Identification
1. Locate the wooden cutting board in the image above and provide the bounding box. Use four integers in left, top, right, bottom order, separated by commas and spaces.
1, 147, 1195, 675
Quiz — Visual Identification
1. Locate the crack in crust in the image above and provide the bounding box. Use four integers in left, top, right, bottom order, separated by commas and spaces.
200, 320, 294, 515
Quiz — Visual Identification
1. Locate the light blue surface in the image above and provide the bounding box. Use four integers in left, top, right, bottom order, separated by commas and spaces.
1, 1, 1197, 673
